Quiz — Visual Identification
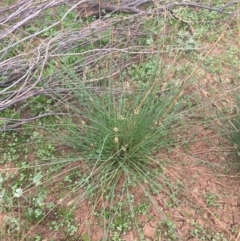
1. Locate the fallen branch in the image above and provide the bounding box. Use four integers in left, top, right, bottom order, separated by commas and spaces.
0, 0, 239, 129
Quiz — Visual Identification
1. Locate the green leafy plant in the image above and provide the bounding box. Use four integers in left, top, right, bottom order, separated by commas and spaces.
160, 219, 178, 241
49, 208, 78, 237
204, 192, 219, 207
190, 222, 227, 241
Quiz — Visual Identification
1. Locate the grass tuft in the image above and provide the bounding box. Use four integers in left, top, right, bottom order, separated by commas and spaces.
223, 94, 240, 160
52, 59, 186, 239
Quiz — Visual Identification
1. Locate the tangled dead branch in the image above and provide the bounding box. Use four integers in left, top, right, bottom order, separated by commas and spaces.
0, 0, 239, 130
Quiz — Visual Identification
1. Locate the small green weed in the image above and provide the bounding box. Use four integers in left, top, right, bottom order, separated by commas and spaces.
190, 222, 227, 241
204, 192, 219, 207
160, 219, 179, 241
2, 215, 22, 238
49, 210, 78, 237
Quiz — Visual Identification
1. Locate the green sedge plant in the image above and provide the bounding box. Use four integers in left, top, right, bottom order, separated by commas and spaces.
51, 55, 189, 240
222, 94, 240, 160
